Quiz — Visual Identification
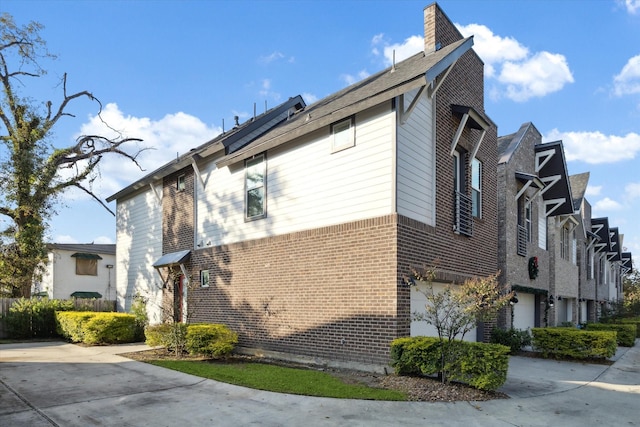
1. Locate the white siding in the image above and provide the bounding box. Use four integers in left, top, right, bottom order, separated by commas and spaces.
396, 89, 435, 225
115, 183, 163, 323
196, 103, 395, 246
35, 250, 115, 299
538, 202, 547, 250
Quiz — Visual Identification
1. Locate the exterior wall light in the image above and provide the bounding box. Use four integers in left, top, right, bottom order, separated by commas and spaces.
548, 295, 555, 307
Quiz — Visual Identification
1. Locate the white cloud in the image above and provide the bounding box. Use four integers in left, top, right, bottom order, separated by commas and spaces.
259, 51, 285, 64
93, 236, 114, 244
625, 182, 640, 200
65, 103, 220, 201
613, 54, 640, 96
620, 0, 640, 14
585, 185, 602, 197
341, 70, 370, 86
259, 79, 281, 101
302, 92, 318, 104
545, 129, 640, 164
457, 23, 528, 78
456, 23, 573, 102
499, 52, 574, 102
54, 234, 78, 244
381, 35, 424, 66
593, 197, 624, 212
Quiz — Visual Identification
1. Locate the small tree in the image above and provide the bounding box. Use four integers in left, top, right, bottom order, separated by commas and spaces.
408, 266, 511, 383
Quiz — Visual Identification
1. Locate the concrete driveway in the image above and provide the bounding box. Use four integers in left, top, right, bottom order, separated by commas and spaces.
1, 340, 639, 426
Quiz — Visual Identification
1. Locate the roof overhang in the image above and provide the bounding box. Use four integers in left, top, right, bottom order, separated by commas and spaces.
535, 141, 573, 217
71, 252, 103, 260
607, 227, 621, 261
591, 217, 611, 254
621, 252, 633, 274
71, 291, 102, 299
215, 37, 475, 169
450, 104, 490, 160
153, 250, 191, 269
515, 171, 545, 200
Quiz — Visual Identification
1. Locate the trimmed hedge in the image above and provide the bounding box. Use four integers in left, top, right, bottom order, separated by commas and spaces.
185, 324, 238, 357
5, 298, 75, 338
531, 327, 617, 359
390, 337, 510, 391
616, 318, 640, 338
56, 311, 137, 345
585, 323, 636, 347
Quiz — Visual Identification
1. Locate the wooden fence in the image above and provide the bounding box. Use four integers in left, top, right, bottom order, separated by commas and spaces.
0, 298, 116, 339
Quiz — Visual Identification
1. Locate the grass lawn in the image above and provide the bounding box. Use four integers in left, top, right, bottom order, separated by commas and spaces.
149, 359, 407, 401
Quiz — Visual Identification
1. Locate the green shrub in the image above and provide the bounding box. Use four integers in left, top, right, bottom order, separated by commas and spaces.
615, 318, 640, 338
531, 327, 617, 359
55, 311, 96, 342
585, 323, 636, 347
5, 298, 75, 339
129, 295, 148, 342
83, 313, 137, 345
390, 337, 510, 391
490, 328, 532, 353
145, 323, 188, 354
185, 323, 238, 357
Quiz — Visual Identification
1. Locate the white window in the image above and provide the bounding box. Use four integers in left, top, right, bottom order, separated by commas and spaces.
571, 229, 577, 265
524, 198, 532, 242
177, 174, 186, 191
471, 158, 482, 218
245, 154, 266, 220
331, 117, 355, 152
200, 270, 209, 288
560, 225, 570, 261
538, 202, 547, 250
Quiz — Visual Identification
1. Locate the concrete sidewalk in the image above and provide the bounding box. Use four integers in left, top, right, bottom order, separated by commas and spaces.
1, 340, 639, 426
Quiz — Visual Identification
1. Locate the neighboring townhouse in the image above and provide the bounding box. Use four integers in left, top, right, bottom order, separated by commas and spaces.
33, 243, 116, 300
496, 123, 574, 330
569, 172, 598, 323
108, 3, 498, 365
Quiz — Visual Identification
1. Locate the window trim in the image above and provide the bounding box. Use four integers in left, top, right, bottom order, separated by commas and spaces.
471, 158, 482, 218
244, 153, 267, 221
524, 197, 532, 242
177, 174, 186, 191
331, 116, 355, 153
200, 269, 210, 288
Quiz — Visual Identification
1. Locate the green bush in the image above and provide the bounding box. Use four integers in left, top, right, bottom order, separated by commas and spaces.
129, 295, 148, 342
83, 313, 137, 345
531, 327, 617, 359
615, 318, 640, 338
5, 298, 75, 339
185, 323, 238, 357
56, 311, 95, 342
585, 323, 636, 347
145, 323, 188, 354
490, 328, 532, 353
390, 337, 510, 391
55, 311, 137, 345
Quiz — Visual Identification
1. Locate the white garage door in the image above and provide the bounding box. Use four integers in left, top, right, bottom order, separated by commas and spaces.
512, 293, 536, 331
410, 281, 477, 342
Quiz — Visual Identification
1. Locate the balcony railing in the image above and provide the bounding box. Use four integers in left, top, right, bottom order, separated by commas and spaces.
454, 190, 473, 237
517, 224, 527, 257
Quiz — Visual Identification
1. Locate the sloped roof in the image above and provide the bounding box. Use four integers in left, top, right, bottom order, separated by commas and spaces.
216, 36, 476, 168
497, 122, 539, 164
535, 140, 574, 217
47, 243, 115, 255
569, 172, 590, 212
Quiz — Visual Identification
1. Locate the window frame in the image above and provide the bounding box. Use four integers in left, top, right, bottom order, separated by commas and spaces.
331, 116, 355, 152
244, 153, 267, 221
524, 197, 532, 242
560, 224, 570, 261
177, 174, 186, 191
200, 269, 210, 288
471, 158, 482, 218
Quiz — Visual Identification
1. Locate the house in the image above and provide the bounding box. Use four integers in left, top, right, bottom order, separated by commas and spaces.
33, 243, 116, 300
496, 123, 574, 330
107, 3, 498, 365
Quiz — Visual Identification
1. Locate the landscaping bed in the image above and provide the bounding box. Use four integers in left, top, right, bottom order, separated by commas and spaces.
121, 348, 508, 402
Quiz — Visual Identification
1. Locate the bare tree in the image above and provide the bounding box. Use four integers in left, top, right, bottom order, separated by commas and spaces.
0, 13, 145, 297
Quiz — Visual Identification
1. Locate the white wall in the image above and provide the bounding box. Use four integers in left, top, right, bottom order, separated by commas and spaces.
45, 249, 116, 299
410, 281, 477, 342
396, 88, 435, 226
196, 102, 395, 246
115, 183, 164, 323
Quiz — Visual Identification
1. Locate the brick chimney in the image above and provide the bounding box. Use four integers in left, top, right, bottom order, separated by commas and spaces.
423, 2, 464, 53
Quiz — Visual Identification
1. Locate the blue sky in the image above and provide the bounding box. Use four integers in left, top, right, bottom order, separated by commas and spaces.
2, 0, 640, 257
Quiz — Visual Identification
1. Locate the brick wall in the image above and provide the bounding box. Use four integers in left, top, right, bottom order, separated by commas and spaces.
189, 215, 401, 365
